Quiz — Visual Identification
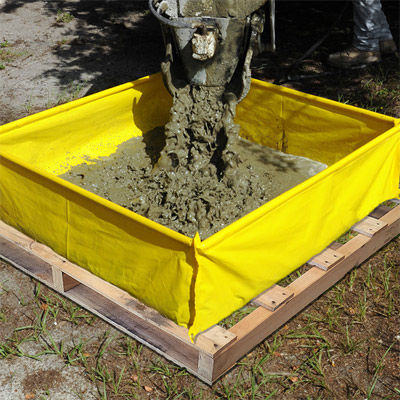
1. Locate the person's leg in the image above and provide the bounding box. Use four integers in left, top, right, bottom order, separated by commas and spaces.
328, 0, 396, 67
352, 0, 393, 51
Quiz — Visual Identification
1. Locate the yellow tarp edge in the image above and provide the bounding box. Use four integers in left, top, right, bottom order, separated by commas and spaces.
0, 151, 191, 245
0, 76, 149, 135
203, 122, 400, 248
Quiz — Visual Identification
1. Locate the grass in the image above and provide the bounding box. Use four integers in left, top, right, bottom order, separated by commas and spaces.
56, 9, 75, 24
219, 304, 257, 329
366, 342, 395, 400
46, 81, 86, 108
0, 40, 30, 69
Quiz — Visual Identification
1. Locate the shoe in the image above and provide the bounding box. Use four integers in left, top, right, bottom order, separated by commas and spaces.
379, 39, 398, 56
327, 47, 381, 68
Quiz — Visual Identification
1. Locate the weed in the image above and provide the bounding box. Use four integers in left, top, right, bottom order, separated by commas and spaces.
13, 290, 27, 306
150, 358, 188, 382
41, 331, 65, 357
0, 279, 10, 294
65, 338, 90, 367
366, 342, 395, 399
0, 39, 10, 48
0, 63, 5, 70
337, 93, 350, 104
24, 102, 33, 114
64, 304, 94, 325
348, 269, 358, 291
298, 348, 328, 389
46, 82, 86, 108
219, 304, 256, 329
325, 303, 342, 329
382, 257, 392, 298
0, 48, 29, 63
0, 310, 6, 322
56, 9, 75, 24
34, 282, 42, 299
337, 229, 357, 244
118, 337, 143, 360
341, 323, 363, 354
264, 332, 283, 355
23, 95, 37, 114
56, 38, 72, 47
110, 366, 125, 395
332, 283, 346, 306
357, 288, 368, 322
160, 375, 180, 398
0, 342, 14, 358
365, 264, 377, 293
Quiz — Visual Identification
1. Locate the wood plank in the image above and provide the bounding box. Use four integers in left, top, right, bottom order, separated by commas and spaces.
0, 237, 53, 284
212, 205, 400, 380
197, 352, 214, 384
352, 216, 387, 237
328, 241, 342, 251
62, 274, 81, 291
52, 266, 65, 292
200, 325, 237, 357
253, 284, 294, 311
52, 267, 80, 292
369, 205, 392, 219
66, 284, 202, 378
308, 248, 345, 271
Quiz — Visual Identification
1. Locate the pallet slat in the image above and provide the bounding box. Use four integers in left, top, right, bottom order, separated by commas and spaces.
352, 216, 387, 237
253, 284, 294, 311
308, 248, 345, 271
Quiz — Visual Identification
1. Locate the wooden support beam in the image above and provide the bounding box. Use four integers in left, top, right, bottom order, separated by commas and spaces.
52, 267, 80, 292
1, 203, 398, 385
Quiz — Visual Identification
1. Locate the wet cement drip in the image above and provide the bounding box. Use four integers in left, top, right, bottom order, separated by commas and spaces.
61, 86, 326, 239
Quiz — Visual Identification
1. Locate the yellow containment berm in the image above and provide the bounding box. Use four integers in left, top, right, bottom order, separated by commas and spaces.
1, 73, 399, 339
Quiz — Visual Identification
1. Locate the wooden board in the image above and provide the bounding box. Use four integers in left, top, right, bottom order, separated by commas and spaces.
1, 202, 399, 384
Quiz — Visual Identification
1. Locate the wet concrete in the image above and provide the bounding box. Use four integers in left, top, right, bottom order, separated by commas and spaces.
61, 86, 326, 239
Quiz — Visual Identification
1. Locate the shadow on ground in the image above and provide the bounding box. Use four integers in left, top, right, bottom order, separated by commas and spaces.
2, 0, 163, 94
1, 1, 398, 115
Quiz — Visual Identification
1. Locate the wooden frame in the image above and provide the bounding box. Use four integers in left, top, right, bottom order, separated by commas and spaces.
1, 202, 399, 385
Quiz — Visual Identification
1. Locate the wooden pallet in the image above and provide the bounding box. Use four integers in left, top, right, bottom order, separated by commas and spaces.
0, 202, 399, 385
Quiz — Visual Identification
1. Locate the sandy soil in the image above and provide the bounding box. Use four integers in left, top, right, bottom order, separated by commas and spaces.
0, 0, 162, 124
0, 2, 163, 398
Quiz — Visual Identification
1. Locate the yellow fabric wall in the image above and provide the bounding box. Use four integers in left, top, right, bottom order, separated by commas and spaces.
1, 74, 399, 337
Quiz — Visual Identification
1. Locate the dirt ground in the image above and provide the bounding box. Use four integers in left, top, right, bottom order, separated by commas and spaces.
0, 1, 399, 399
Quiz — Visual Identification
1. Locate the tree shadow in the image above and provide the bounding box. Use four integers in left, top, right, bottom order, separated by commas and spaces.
1, 0, 37, 13
1, 1, 398, 115
1, 0, 164, 94
253, 1, 400, 116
